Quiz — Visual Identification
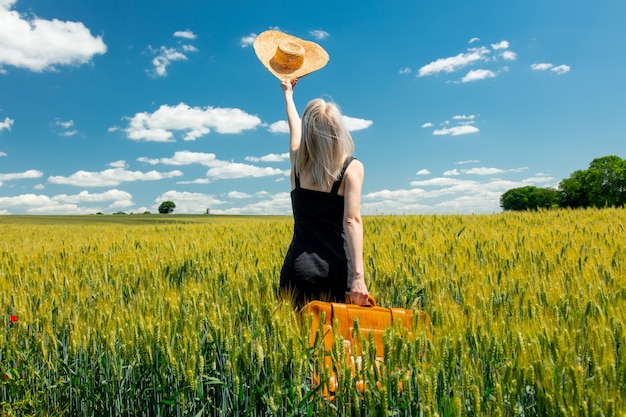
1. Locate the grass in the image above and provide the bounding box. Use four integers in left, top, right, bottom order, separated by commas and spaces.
0, 214, 288, 225
1, 208, 625, 416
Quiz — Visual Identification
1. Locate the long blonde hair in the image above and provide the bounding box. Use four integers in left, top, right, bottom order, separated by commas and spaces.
295, 99, 354, 189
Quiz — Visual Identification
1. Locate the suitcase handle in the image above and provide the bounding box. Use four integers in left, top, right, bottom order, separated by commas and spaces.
345, 294, 377, 307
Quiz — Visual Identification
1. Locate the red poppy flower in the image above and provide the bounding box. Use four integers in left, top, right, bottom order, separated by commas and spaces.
9, 315, 18, 323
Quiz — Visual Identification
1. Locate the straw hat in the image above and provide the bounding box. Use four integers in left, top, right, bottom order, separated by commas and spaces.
253, 30, 329, 80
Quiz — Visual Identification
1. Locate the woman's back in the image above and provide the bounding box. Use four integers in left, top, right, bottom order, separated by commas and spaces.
281, 157, 355, 305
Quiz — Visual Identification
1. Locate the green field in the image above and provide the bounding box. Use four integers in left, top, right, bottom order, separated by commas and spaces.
1, 209, 625, 416
0, 214, 287, 225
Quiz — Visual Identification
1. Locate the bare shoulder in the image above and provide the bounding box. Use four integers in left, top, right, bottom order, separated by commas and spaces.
346, 159, 364, 179
342, 160, 364, 197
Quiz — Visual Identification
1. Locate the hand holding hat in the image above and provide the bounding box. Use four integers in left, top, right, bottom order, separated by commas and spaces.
253, 30, 329, 80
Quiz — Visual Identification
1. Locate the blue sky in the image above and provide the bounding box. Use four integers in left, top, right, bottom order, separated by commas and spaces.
0, 0, 624, 215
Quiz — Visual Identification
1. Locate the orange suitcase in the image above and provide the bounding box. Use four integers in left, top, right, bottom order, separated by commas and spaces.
301, 296, 430, 397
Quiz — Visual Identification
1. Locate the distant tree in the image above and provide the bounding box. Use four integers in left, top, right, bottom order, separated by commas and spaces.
531, 187, 563, 209
559, 169, 590, 208
500, 187, 530, 211
502, 155, 626, 211
586, 155, 626, 207
159, 201, 176, 214
560, 155, 626, 208
501, 186, 561, 211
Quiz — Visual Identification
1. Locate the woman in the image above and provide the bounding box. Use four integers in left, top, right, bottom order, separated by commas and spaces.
279, 78, 369, 307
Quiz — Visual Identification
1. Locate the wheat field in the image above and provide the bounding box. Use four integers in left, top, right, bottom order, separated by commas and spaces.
1, 209, 625, 416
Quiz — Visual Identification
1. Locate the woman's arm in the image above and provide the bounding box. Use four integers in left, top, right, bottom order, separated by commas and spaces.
342, 160, 369, 305
281, 79, 301, 160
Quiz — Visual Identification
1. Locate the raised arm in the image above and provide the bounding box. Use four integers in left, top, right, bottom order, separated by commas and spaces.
281, 79, 301, 160
342, 160, 369, 305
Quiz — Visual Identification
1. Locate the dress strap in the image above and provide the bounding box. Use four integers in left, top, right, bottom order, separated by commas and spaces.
294, 173, 300, 189
330, 156, 356, 195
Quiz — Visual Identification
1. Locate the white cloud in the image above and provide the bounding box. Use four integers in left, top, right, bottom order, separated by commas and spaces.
0, 193, 52, 207
268, 120, 289, 134
456, 160, 480, 165
421, 122, 433, 128
52, 189, 132, 204
418, 40, 517, 83
241, 33, 257, 47
109, 199, 134, 209
452, 114, 475, 120
245, 153, 289, 163
0, 116, 14, 131
146, 30, 198, 77
148, 46, 190, 77
174, 29, 196, 39
429, 182, 486, 197
501, 50, 517, 61
364, 188, 426, 202
416, 169, 430, 175
531, 62, 570, 75
177, 179, 210, 185
491, 41, 509, 50
360, 170, 558, 215
137, 150, 288, 182
138, 151, 222, 167
227, 191, 253, 199
551, 65, 570, 75
0, 0, 107, 72
205, 162, 287, 181
523, 174, 555, 184
342, 115, 373, 131
0, 193, 78, 214
212, 191, 292, 215
418, 46, 490, 76
428, 114, 480, 137
109, 160, 127, 168
0, 189, 135, 214
309, 30, 329, 40
0, 152, 6, 157
531, 63, 554, 71
462, 69, 497, 83
463, 167, 505, 175
56, 120, 74, 129
122, 103, 262, 142
433, 125, 479, 136
410, 177, 471, 187
48, 167, 184, 187
399, 67, 411, 75
54, 119, 77, 136
269, 115, 372, 133
0, 169, 43, 186
443, 166, 527, 176
155, 190, 226, 214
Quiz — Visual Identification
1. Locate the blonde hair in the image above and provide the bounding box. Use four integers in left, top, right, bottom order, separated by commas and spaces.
295, 99, 354, 189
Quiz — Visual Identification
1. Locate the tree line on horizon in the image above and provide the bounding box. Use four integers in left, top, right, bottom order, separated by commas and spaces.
500, 155, 626, 211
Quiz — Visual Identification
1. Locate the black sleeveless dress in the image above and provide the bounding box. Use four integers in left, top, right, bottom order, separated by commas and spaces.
280, 157, 356, 305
